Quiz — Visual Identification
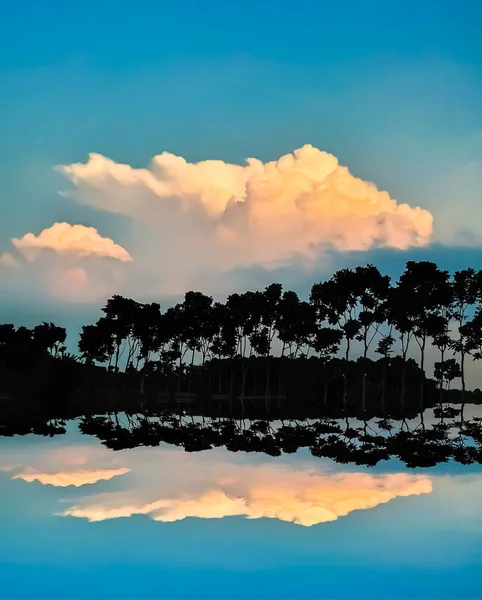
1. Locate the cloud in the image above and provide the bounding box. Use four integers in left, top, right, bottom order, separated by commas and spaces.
0, 252, 21, 269
0, 223, 132, 303
0, 145, 434, 304
53, 145, 433, 296
1, 437, 432, 526
13, 468, 130, 487
60, 460, 432, 526
12, 222, 132, 263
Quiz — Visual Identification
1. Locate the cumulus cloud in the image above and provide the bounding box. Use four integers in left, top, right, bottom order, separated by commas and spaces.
60, 459, 432, 526
13, 467, 130, 487
0, 252, 21, 269
2, 436, 432, 526
0, 145, 434, 302
53, 145, 433, 296
0, 223, 132, 303
12, 222, 132, 263
59, 145, 433, 254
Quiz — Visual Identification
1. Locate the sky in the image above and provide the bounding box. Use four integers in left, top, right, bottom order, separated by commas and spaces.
0, 418, 482, 599
1, 1, 482, 351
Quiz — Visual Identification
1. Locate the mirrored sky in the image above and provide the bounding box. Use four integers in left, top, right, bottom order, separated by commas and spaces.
1, 421, 481, 600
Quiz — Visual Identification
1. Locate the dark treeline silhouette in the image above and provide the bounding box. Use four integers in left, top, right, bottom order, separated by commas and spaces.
2, 261, 482, 419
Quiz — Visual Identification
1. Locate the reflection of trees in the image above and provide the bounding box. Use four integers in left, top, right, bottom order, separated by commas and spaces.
0, 416, 66, 437
2, 392, 482, 468
68, 406, 482, 468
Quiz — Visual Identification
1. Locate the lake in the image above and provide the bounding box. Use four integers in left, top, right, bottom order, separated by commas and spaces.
0, 402, 481, 600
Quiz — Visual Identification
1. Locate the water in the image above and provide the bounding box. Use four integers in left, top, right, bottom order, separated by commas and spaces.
0, 403, 481, 599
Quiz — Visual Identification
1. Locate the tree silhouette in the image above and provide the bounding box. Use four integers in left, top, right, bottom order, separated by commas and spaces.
32, 322, 67, 357
449, 268, 480, 402
396, 261, 451, 408
3, 260, 482, 422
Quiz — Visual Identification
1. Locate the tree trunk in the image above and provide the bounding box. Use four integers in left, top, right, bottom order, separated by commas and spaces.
343, 338, 350, 410
361, 337, 369, 412
140, 370, 146, 396
381, 360, 386, 413
241, 362, 247, 401
439, 349, 445, 404
419, 337, 426, 410
400, 355, 406, 412
114, 343, 120, 373
264, 359, 271, 416
460, 350, 466, 402
177, 354, 182, 393
187, 349, 195, 393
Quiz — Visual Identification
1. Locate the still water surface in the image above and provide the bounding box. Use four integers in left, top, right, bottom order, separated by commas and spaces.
0, 405, 481, 600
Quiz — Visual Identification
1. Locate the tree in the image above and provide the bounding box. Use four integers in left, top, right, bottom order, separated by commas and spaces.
133, 302, 161, 394
101, 295, 142, 373
311, 269, 361, 408
353, 265, 390, 410
434, 359, 461, 391
449, 268, 480, 401
375, 333, 394, 411
312, 327, 343, 405
396, 261, 451, 407
78, 319, 115, 365
32, 322, 67, 357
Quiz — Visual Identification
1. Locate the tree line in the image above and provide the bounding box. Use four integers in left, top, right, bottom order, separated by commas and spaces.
2, 261, 482, 414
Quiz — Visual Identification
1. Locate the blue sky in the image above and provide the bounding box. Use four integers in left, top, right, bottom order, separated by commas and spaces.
1, 0, 482, 341
1, 7, 482, 595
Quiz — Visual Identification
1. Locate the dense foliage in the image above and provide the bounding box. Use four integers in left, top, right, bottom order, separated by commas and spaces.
2, 261, 482, 414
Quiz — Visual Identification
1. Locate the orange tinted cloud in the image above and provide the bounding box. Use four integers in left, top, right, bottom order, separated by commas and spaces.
12, 222, 132, 263
61, 467, 432, 526
0, 223, 132, 302
13, 468, 130, 487
59, 145, 433, 261
1, 145, 434, 302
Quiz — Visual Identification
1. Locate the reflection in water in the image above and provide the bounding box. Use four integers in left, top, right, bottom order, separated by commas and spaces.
12, 467, 130, 487
1, 400, 482, 469
1, 404, 481, 600
0, 401, 481, 528
59, 456, 432, 526
1, 435, 431, 526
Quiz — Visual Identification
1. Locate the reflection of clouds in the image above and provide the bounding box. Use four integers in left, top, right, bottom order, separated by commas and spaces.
60, 458, 432, 526
13, 468, 130, 487
0, 443, 129, 488
1, 438, 433, 526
